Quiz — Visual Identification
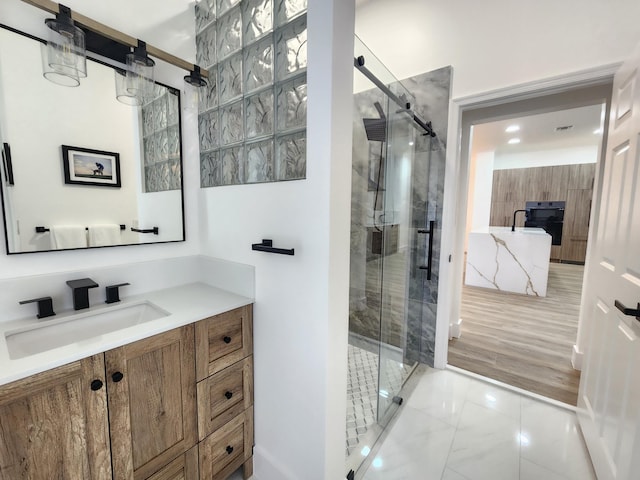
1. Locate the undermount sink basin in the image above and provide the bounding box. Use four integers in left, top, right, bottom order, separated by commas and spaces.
5, 301, 169, 360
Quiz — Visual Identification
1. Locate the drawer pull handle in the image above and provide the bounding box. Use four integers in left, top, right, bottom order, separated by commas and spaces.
112, 371, 124, 383
223, 336, 232, 344
90, 379, 103, 391
225, 391, 233, 400
226, 445, 234, 455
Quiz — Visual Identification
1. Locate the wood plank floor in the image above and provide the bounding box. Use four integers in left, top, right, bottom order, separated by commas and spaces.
448, 262, 584, 405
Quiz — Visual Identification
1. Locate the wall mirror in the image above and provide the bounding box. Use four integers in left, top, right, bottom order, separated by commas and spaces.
0, 25, 185, 254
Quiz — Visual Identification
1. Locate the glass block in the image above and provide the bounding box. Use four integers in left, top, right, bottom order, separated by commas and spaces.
218, 52, 243, 105
196, 24, 216, 69
155, 161, 171, 191
195, 0, 216, 34
143, 136, 156, 166
245, 139, 274, 183
216, 7, 242, 61
199, 66, 218, 112
155, 130, 169, 161
217, 0, 241, 17
242, 0, 273, 45
144, 165, 157, 192
168, 158, 182, 190
168, 125, 180, 158
245, 89, 274, 138
167, 93, 179, 126
275, 0, 306, 26
220, 101, 244, 145
201, 151, 222, 187
244, 37, 273, 93
275, 15, 306, 80
221, 146, 243, 185
276, 76, 307, 132
276, 130, 306, 180
152, 96, 167, 131
142, 104, 154, 137
198, 110, 219, 151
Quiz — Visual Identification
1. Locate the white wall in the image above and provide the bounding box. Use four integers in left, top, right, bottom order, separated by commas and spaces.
0, 0, 200, 278
355, 0, 640, 98
466, 151, 495, 235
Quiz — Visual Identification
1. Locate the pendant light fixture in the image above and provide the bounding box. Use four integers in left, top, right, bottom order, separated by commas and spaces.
183, 65, 208, 111
115, 40, 155, 106
42, 4, 87, 87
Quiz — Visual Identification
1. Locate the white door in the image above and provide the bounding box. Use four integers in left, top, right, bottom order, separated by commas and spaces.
577, 43, 640, 480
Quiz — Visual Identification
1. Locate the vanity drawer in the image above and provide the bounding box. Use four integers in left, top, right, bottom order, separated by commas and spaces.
197, 357, 253, 441
195, 305, 253, 381
199, 409, 253, 480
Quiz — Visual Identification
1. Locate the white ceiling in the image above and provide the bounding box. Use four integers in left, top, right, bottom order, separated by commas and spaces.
471, 104, 605, 156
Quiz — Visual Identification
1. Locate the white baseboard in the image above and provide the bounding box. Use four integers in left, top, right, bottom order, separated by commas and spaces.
449, 318, 462, 339
571, 344, 583, 371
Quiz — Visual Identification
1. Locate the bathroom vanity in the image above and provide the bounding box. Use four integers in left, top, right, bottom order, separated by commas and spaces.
465, 226, 552, 297
0, 283, 253, 480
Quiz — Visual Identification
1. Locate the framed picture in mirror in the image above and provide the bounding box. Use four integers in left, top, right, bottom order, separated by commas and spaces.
62, 145, 121, 188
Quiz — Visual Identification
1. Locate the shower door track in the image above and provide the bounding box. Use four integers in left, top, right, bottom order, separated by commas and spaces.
354, 56, 436, 137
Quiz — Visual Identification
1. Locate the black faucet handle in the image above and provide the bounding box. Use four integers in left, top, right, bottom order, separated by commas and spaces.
105, 283, 130, 304
19, 296, 56, 319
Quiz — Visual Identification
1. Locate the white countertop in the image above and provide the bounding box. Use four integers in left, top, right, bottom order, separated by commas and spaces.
0, 282, 253, 387
471, 226, 550, 236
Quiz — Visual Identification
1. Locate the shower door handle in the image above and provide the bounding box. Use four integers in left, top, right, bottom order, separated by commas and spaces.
418, 220, 435, 280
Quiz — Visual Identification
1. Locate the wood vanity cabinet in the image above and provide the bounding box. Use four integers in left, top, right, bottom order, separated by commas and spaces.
0, 304, 254, 480
0, 355, 112, 480
106, 325, 197, 480
195, 305, 254, 480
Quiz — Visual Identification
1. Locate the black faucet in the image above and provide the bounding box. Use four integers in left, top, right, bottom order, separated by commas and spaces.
19, 296, 56, 319
66, 278, 99, 310
512, 209, 528, 232
105, 283, 130, 304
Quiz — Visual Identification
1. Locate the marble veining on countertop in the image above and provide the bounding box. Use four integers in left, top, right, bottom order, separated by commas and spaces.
0, 282, 253, 387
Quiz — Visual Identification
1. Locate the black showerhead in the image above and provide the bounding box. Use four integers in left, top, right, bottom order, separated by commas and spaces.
363, 101, 387, 142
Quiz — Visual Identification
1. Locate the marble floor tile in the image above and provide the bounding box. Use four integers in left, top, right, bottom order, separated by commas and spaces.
406, 369, 471, 426
464, 377, 522, 420
520, 458, 571, 480
362, 407, 456, 480
520, 398, 596, 479
446, 401, 521, 480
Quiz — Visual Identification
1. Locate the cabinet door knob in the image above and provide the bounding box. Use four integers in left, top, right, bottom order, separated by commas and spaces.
226, 445, 234, 455
225, 391, 233, 400
112, 371, 124, 383
90, 379, 104, 391
223, 336, 232, 344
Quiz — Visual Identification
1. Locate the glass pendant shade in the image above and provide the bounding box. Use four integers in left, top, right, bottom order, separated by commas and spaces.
115, 42, 155, 106
42, 7, 86, 87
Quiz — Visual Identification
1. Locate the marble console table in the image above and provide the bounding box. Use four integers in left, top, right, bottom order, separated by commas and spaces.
465, 226, 552, 297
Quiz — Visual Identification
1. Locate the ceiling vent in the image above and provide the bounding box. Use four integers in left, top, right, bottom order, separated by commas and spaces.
555, 125, 574, 132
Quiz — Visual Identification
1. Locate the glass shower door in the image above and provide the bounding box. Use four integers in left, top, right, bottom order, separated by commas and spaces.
377, 83, 417, 424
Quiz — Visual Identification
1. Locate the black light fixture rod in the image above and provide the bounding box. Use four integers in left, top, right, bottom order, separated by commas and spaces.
354, 56, 435, 137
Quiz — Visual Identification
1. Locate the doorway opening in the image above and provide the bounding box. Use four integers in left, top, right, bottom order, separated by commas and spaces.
445, 82, 613, 405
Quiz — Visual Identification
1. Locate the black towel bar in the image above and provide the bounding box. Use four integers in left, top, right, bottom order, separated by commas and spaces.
35, 225, 126, 233
131, 226, 159, 235
251, 239, 295, 256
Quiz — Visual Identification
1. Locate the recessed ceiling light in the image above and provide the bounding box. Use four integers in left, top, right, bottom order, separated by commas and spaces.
505, 125, 520, 133
508, 138, 521, 144
593, 128, 603, 135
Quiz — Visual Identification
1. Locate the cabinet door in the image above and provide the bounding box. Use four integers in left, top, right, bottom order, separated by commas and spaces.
0, 355, 111, 480
145, 446, 199, 480
195, 305, 253, 381
107, 325, 197, 480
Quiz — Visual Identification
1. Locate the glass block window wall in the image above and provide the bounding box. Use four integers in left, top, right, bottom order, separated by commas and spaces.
196, 0, 308, 187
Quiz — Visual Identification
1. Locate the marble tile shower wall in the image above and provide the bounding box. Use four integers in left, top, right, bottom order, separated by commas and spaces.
142, 85, 182, 192
196, 0, 308, 187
